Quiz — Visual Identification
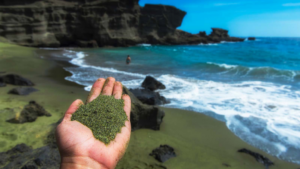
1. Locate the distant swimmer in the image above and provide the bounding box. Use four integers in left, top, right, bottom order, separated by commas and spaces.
126, 55, 131, 65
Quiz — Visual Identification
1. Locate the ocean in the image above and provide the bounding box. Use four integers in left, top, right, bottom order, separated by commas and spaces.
42, 38, 300, 164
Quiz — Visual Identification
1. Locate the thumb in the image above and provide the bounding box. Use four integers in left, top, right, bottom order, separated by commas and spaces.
63, 99, 84, 122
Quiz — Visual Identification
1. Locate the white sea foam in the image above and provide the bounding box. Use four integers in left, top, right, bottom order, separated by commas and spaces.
137, 44, 152, 46
198, 43, 218, 46
151, 74, 300, 163
61, 49, 300, 164
220, 41, 238, 44
63, 50, 145, 78
207, 62, 238, 69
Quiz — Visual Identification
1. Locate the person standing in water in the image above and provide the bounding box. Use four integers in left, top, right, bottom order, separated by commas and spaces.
126, 55, 131, 65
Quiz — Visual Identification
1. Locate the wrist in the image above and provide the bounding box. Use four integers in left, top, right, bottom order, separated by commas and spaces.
60, 156, 107, 169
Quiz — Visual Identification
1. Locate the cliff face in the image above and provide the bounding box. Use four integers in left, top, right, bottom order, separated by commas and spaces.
0, 0, 243, 47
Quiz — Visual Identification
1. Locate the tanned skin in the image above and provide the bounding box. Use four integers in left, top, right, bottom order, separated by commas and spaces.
56, 77, 131, 169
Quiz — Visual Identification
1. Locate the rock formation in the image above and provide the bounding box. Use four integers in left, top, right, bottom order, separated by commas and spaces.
0, 74, 34, 86
0, 143, 60, 169
238, 148, 274, 169
130, 88, 169, 106
123, 86, 165, 131
0, 0, 244, 47
150, 145, 176, 163
8, 87, 38, 95
142, 76, 166, 91
6, 101, 51, 124
0, 86, 166, 168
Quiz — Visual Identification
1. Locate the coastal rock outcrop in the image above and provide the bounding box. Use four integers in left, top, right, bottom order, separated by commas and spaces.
0, 74, 34, 86
208, 28, 243, 42
6, 101, 51, 123
0, 82, 6, 87
238, 148, 274, 169
150, 145, 176, 163
0, 86, 166, 168
0, 143, 60, 169
248, 37, 256, 41
142, 76, 166, 91
123, 86, 165, 131
130, 88, 169, 105
0, 0, 244, 47
8, 87, 38, 95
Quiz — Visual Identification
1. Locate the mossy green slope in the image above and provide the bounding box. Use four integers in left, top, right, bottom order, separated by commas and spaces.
71, 95, 127, 144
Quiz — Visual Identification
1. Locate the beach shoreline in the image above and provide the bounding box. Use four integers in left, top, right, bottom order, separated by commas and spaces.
0, 43, 299, 169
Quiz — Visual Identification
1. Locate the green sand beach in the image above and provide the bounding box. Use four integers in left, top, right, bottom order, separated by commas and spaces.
0, 43, 299, 169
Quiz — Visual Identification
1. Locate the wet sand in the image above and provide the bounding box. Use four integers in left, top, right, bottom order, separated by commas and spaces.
0, 42, 299, 169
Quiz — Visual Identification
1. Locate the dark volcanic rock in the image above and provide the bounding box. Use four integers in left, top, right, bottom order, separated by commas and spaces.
130, 103, 165, 131
0, 0, 186, 47
0, 119, 61, 169
0, 144, 32, 166
0, 0, 243, 47
8, 87, 38, 96
130, 88, 169, 105
0, 76, 6, 87
7, 101, 51, 123
139, 4, 187, 42
142, 76, 166, 91
76, 40, 99, 48
238, 148, 274, 169
0, 144, 60, 169
0, 83, 6, 87
168, 30, 208, 44
123, 86, 165, 131
167, 28, 244, 45
150, 145, 176, 163
208, 28, 244, 43
248, 37, 256, 41
1, 74, 34, 86
0, 86, 166, 168
210, 28, 230, 39
199, 31, 207, 37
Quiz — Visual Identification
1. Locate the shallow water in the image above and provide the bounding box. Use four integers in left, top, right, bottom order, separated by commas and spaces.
42, 38, 300, 164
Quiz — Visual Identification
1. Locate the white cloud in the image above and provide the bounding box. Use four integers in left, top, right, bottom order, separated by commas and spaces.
283, 3, 300, 7
214, 3, 239, 6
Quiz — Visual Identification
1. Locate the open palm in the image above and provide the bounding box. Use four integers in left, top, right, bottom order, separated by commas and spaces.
56, 77, 131, 169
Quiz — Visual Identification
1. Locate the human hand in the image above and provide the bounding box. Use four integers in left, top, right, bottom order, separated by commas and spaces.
56, 77, 131, 169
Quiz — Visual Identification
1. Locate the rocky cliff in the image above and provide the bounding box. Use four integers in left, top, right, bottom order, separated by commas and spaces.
0, 0, 244, 47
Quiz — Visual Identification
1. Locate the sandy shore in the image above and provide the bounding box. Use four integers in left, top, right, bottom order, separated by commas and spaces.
0, 42, 299, 169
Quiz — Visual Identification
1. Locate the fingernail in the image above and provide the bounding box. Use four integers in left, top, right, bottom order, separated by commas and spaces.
116, 81, 122, 86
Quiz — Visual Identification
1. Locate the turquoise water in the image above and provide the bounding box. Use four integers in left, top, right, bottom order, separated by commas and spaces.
67, 38, 300, 86
44, 38, 300, 164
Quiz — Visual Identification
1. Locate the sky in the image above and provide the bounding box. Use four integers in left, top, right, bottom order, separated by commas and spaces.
139, 0, 300, 37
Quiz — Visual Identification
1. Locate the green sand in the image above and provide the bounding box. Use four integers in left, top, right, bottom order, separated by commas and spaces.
0, 42, 87, 151
0, 42, 299, 168
72, 95, 127, 144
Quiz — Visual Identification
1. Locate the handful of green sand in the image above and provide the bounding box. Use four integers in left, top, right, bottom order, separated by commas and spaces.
71, 95, 128, 145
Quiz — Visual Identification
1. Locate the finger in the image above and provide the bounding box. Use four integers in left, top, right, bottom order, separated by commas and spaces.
112, 81, 122, 99
101, 77, 116, 96
122, 94, 131, 121
86, 78, 105, 103
63, 99, 84, 121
